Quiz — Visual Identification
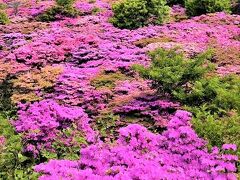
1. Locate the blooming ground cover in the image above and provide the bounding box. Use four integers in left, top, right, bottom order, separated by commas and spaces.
0, 0, 239, 179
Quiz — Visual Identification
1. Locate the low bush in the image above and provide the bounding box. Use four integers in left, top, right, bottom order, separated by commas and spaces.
0, 114, 38, 179
110, 0, 170, 29
90, 71, 128, 90
37, 6, 78, 22
191, 107, 240, 172
133, 48, 214, 95
0, 11, 9, 25
134, 48, 240, 114
185, 0, 231, 16
37, 0, 78, 22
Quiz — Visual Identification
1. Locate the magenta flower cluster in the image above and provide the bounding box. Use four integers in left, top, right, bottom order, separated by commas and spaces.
35, 111, 238, 179
13, 100, 96, 155
0, 0, 239, 178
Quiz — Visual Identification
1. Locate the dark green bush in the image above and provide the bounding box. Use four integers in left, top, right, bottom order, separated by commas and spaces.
134, 48, 240, 114
110, 0, 170, 29
37, 6, 78, 22
0, 11, 9, 25
37, 0, 78, 22
185, 0, 231, 16
133, 48, 214, 95
176, 75, 240, 114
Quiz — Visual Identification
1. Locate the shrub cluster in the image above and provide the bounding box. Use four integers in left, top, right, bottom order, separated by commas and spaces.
133, 48, 214, 95
134, 48, 240, 114
134, 48, 240, 166
185, 0, 232, 16
37, 0, 78, 22
110, 0, 170, 29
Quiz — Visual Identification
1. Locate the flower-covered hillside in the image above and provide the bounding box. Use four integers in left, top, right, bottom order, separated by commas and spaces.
0, 0, 239, 179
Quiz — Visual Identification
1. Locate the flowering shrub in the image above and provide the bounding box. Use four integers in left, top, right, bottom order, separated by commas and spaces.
13, 100, 96, 156
0, 0, 239, 178
35, 111, 238, 179
110, 0, 170, 29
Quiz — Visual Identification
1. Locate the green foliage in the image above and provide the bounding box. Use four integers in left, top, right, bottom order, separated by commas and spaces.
191, 107, 240, 173
191, 107, 239, 153
177, 75, 240, 114
37, 6, 78, 22
96, 112, 120, 141
0, 11, 9, 25
37, 0, 78, 22
0, 115, 38, 179
41, 124, 87, 161
56, 0, 75, 8
134, 48, 240, 114
110, 0, 170, 29
88, 0, 96, 3
0, 3, 7, 9
133, 48, 214, 95
185, 0, 231, 16
91, 7, 101, 15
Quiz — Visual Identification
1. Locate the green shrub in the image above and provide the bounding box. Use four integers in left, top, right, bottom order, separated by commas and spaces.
191, 108, 240, 171
37, 6, 78, 22
133, 48, 214, 95
0, 77, 16, 117
41, 124, 87, 161
0, 11, 9, 25
110, 0, 170, 29
176, 75, 240, 114
56, 0, 75, 8
185, 0, 231, 16
37, 0, 78, 22
0, 3, 7, 9
0, 114, 38, 179
191, 107, 239, 152
134, 48, 240, 114
90, 71, 128, 90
